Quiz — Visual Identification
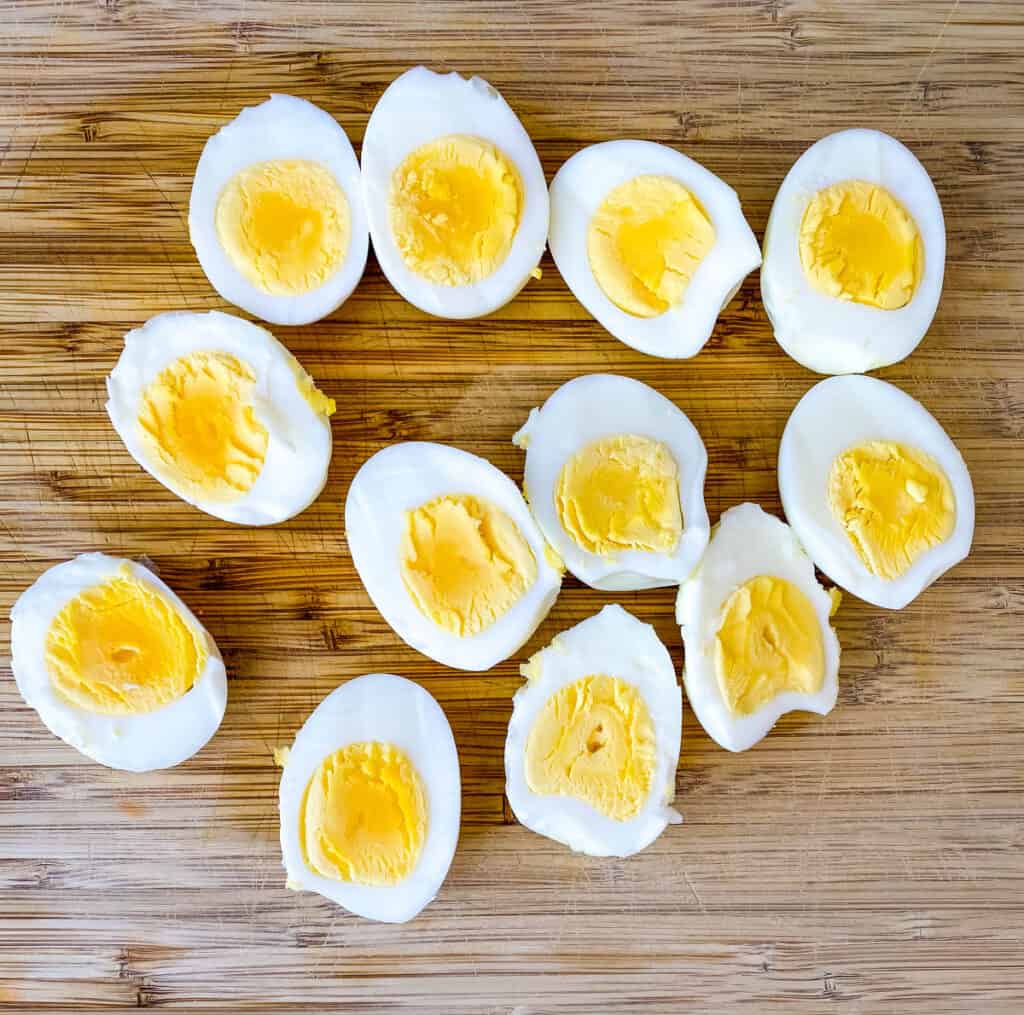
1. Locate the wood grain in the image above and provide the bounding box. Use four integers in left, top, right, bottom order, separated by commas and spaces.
1, 1, 1023, 1012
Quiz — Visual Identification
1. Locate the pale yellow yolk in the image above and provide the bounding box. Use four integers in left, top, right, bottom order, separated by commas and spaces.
714, 576, 825, 716
299, 741, 427, 887
400, 494, 537, 637
285, 352, 337, 417
388, 135, 522, 286
524, 675, 656, 821
215, 159, 350, 296
588, 174, 716, 318
828, 440, 955, 580
45, 567, 207, 715
137, 351, 269, 503
556, 434, 683, 558
799, 180, 923, 309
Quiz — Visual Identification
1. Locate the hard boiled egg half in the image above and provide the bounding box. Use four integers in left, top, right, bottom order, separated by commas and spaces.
779, 374, 974, 609
361, 66, 548, 318
279, 674, 460, 923
10, 554, 226, 771
515, 374, 710, 590
189, 94, 368, 325
761, 129, 945, 374
677, 503, 840, 752
549, 140, 762, 358
107, 310, 335, 526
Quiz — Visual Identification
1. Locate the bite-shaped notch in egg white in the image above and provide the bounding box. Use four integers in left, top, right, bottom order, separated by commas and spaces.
106, 310, 335, 526
189, 94, 368, 325
504, 605, 682, 857
761, 129, 945, 374
10, 554, 226, 771
515, 374, 710, 591
345, 442, 562, 671
279, 674, 460, 923
361, 66, 548, 318
548, 140, 761, 358
779, 374, 974, 609
677, 503, 841, 752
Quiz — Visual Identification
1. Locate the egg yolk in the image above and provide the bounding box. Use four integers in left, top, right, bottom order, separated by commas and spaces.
799, 180, 923, 309
524, 674, 655, 821
588, 175, 716, 318
45, 567, 207, 715
300, 741, 427, 887
388, 135, 522, 286
215, 159, 350, 296
400, 494, 537, 637
828, 440, 955, 580
714, 575, 825, 716
137, 350, 269, 503
556, 434, 683, 558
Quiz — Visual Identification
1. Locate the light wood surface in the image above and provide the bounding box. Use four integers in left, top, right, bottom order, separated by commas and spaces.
1, 2, 1022, 1012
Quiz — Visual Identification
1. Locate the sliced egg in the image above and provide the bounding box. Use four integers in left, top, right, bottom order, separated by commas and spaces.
361, 66, 548, 318
345, 442, 562, 671
761, 129, 945, 374
677, 503, 840, 752
106, 310, 334, 526
514, 374, 710, 591
10, 553, 226, 771
504, 604, 681, 857
778, 374, 974, 609
189, 94, 368, 325
278, 674, 460, 923
548, 140, 761, 358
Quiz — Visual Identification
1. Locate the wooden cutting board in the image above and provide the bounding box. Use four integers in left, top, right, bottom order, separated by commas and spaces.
1, 2, 1022, 1012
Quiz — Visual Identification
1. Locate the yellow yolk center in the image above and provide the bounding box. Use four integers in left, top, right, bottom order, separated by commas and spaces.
799, 180, 923, 309
715, 576, 825, 716
556, 434, 683, 558
388, 134, 522, 286
44, 568, 207, 715
215, 159, 350, 296
300, 741, 427, 887
588, 174, 716, 318
524, 674, 656, 821
828, 440, 956, 580
400, 494, 538, 637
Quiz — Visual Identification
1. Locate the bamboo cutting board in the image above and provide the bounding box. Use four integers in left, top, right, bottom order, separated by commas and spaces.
1, 2, 1022, 1012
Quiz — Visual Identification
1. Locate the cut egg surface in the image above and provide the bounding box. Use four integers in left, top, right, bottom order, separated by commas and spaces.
677, 503, 840, 752
189, 94, 368, 325
361, 66, 549, 318
761, 129, 945, 374
504, 604, 682, 857
10, 554, 226, 771
345, 442, 562, 671
548, 140, 762, 358
106, 310, 335, 526
515, 374, 710, 590
278, 674, 460, 923
778, 374, 974, 609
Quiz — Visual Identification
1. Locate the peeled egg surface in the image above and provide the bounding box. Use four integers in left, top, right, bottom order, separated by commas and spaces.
514, 374, 710, 591
761, 129, 945, 374
10, 553, 226, 771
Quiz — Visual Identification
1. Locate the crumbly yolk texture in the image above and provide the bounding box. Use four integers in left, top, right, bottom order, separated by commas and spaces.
588, 174, 716, 318
400, 494, 537, 637
799, 180, 923, 309
556, 434, 683, 558
138, 351, 269, 503
828, 440, 955, 580
715, 576, 825, 716
45, 567, 207, 715
215, 159, 350, 296
299, 741, 427, 887
388, 135, 522, 286
524, 675, 656, 821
